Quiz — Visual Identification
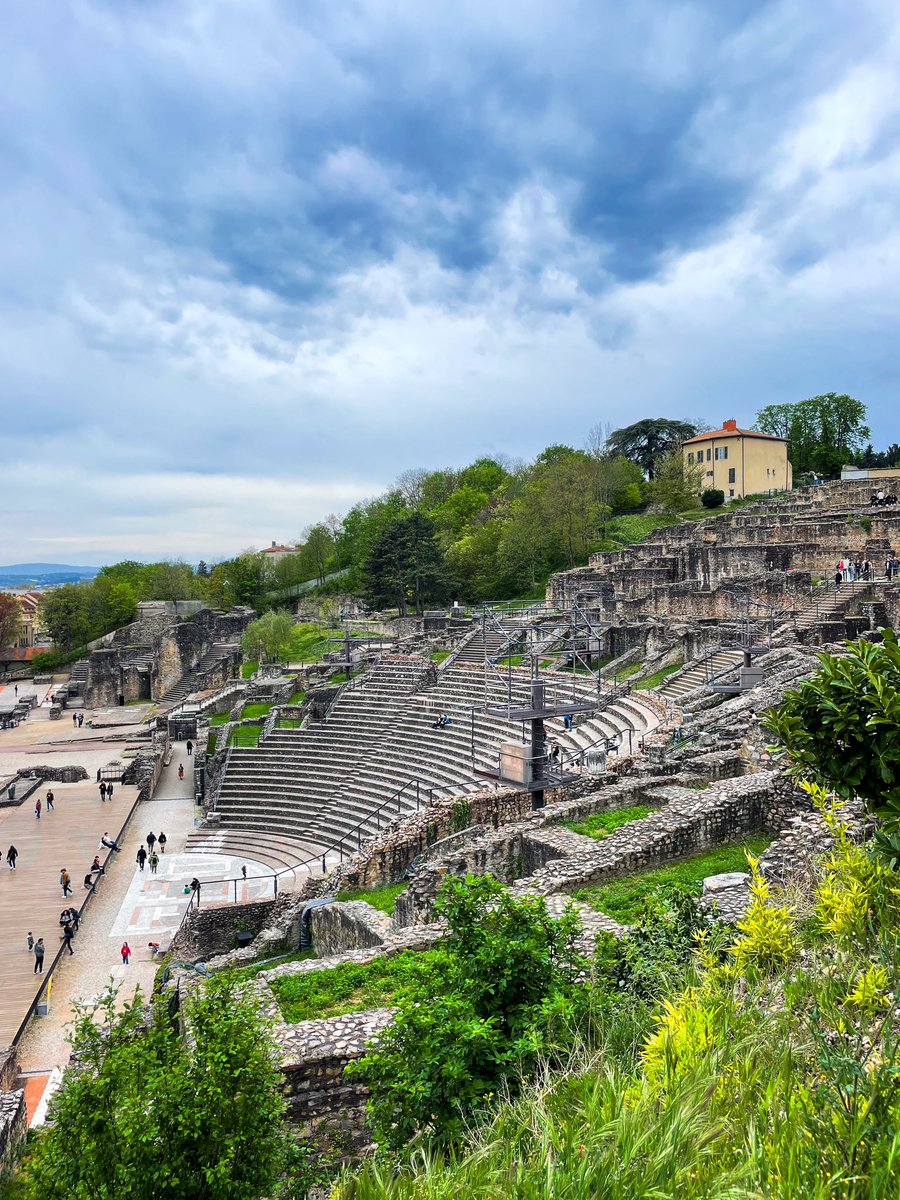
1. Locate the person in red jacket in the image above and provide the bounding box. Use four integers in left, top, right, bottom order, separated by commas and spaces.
121, 942, 131, 965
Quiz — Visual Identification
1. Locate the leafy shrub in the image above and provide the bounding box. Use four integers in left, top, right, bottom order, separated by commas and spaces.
728, 857, 797, 976
349, 875, 587, 1150
701, 487, 725, 509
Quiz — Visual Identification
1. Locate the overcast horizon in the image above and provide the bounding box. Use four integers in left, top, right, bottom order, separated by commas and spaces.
3, 0, 900, 567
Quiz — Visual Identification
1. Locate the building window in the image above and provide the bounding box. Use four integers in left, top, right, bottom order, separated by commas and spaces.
729, 489, 735, 497
687, 452, 694, 464
715, 446, 729, 460
728, 468, 736, 484
707, 470, 714, 477
706, 448, 712, 461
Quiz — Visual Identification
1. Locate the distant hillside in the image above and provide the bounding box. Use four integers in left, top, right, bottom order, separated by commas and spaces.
0, 563, 99, 587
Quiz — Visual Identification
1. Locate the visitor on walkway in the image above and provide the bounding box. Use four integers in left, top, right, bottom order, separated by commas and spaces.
101, 833, 121, 852
834, 569, 842, 590
146, 831, 157, 853
178, 764, 184, 781
190, 877, 201, 905
33, 938, 45, 974
61, 924, 75, 956
107, 781, 114, 799
241, 864, 247, 879
158, 831, 167, 854
148, 851, 159, 875
78, 713, 84, 728
90, 855, 104, 876
60, 868, 72, 897
186, 740, 193, 757
98, 782, 107, 802
34, 797, 41, 820
121, 942, 131, 965
83, 873, 96, 893
27, 932, 34, 953
7, 845, 17, 870
46, 790, 54, 812
73, 714, 78, 727
66, 907, 80, 931
136, 846, 147, 871
148, 942, 160, 958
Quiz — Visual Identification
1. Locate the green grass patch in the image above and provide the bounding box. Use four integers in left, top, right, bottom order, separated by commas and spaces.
241, 660, 258, 679
563, 805, 652, 840
288, 689, 306, 705
633, 663, 682, 690
615, 662, 641, 680
205, 732, 218, 756
227, 726, 262, 748
224, 949, 314, 982
241, 702, 273, 719
270, 948, 442, 1023
208, 712, 231, 726
336, 882, 407, 914
574, 836, 772, 923
496, 655, 526, 668
430, 650, 451, 663
276, 718, 304, 729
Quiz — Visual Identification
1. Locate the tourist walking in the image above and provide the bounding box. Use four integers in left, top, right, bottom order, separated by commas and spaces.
146, 831, 157, 854
178, 763, 184, 781
107, 781, 114, 799
6, 845, 17, 870
190, 877, 201, 905
148, 851, 159, 874
121, 942, 131, 965
834, 569, 842, 590
157, 831, 167, 854
98, 782, 107, 802
60, 868, 72, 897
46, 789, 54, 812
186, 740, 193, 757
78, 713, 84, 728
27, 932, 34, 953
60, 923, 75, 956
33, 938, 45, 974
34, 797, 41, 820
73, 713, 78, 727
136, 846, 147, 871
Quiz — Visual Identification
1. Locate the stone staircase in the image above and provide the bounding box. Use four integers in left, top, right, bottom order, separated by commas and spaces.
197, 656, 664, 865
790, 579, 874, 631
161, 643, 238, 708
658, 650, 746, 700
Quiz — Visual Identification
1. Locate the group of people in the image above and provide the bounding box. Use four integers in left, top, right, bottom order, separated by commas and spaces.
869, 491, 898, 507
135, 830, 167, 874
34, 790, 55, 819
834, 555, 900, 586
431, 712, 452, 729
97, 778, 115, 801
71, 711, 85, 727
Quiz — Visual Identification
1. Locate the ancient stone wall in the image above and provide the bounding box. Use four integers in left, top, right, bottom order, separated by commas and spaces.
0, 1090, 26, 1183
308, 901, 393, 957
173, 893, 301, 961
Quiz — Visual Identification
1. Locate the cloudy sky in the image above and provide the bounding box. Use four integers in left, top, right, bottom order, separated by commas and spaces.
3, 0, 900, 565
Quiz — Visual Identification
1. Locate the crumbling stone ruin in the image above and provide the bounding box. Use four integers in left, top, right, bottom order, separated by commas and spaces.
78, 604, 252, 708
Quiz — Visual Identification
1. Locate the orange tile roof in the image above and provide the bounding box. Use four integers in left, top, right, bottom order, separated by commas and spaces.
683, 425, 785, 445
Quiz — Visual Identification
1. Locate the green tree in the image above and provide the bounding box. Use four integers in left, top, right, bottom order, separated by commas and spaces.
350, 875, 586, 1150
764, 630, 900, 863
41, 584, 93, 650
0, 592, 21, 646
21, 978, 298, 1200
301, 523, 335, 586
649, 448, 704, 513
241, 609, 294, 663
756, 394, 870, 477
362, 513, 446, 616
604, 419, 699, 478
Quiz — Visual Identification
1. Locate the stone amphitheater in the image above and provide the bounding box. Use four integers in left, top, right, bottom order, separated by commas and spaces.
170, 475, 900, 1149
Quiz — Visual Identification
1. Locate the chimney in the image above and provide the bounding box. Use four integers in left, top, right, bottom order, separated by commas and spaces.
723, 419, 738, 432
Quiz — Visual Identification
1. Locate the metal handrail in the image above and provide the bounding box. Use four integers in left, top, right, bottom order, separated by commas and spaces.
10, 783, 145, 1048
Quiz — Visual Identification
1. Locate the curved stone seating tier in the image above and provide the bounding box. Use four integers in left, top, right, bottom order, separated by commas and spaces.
202, 657, 662, 862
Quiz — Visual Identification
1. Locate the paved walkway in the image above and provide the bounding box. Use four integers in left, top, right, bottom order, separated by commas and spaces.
16, 743, 278, 1083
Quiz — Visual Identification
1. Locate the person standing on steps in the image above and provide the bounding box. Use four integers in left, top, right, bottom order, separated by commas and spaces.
157, 831, 167, 854
186, 740, 193, 757
46, 789, 54, 812
7, 845, 17, 870
33, 938, 45, 974
146, 831, 157, 854
60, 868, 72, 897
136, 846, 147, 871
121, 942, 131, 965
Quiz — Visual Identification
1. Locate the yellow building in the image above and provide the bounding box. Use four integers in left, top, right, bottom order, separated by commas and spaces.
682, 419, 792, 500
